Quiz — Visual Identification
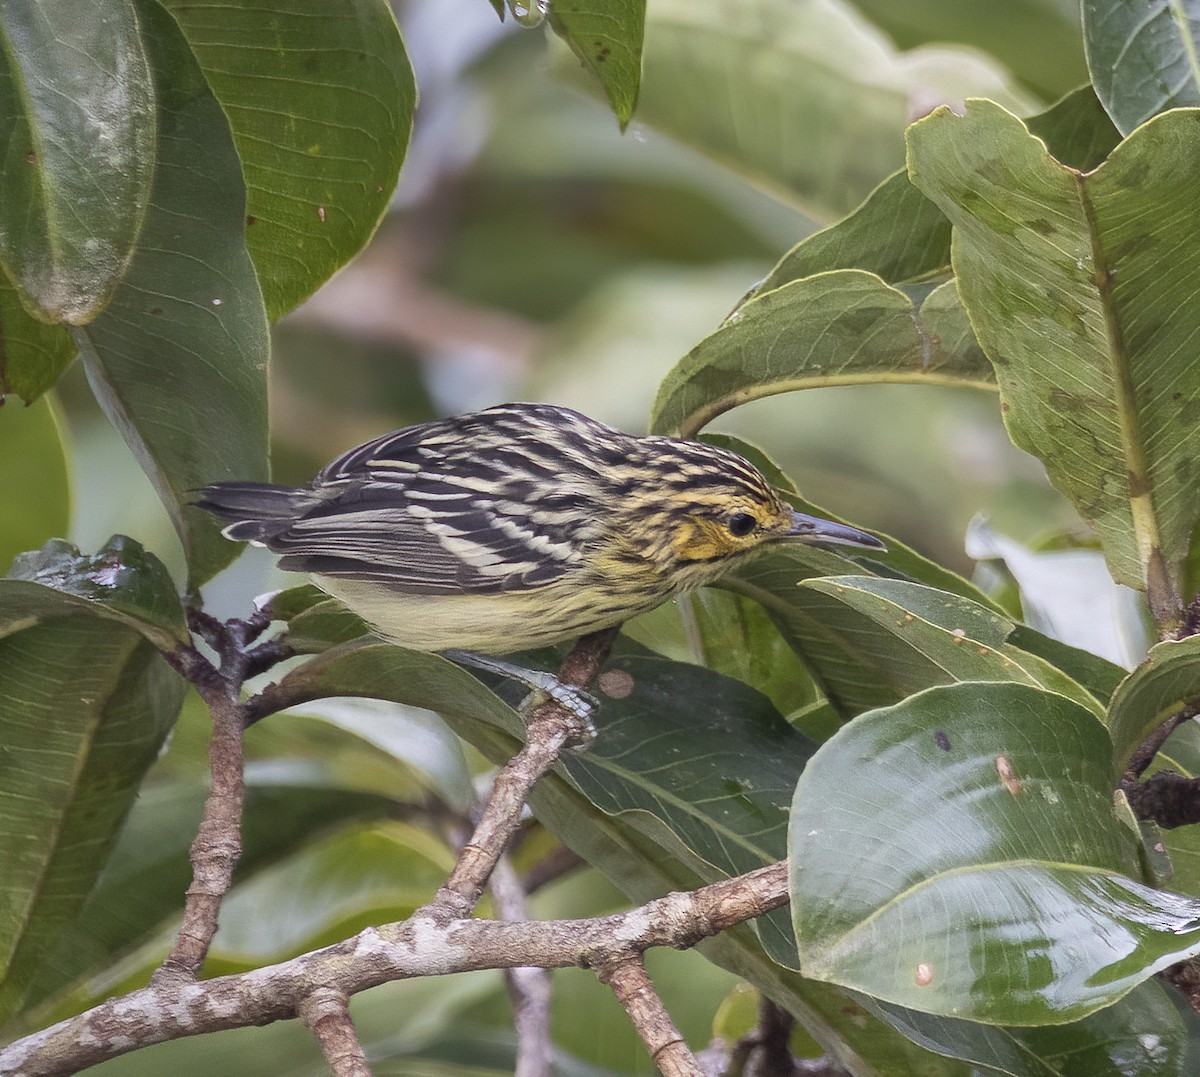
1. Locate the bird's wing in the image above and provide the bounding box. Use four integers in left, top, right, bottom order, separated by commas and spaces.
271, 473, 596, 595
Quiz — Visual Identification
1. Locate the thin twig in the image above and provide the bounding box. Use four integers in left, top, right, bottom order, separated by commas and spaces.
596, 954, 703, 1077
299, 988, 373, 1077
153, 614, 255, 986
2, 862, 788, 1076
492, 856, 554, 1077
430, 627, 618, 920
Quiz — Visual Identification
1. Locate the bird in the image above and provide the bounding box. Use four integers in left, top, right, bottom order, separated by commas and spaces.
196, 402, 883, 710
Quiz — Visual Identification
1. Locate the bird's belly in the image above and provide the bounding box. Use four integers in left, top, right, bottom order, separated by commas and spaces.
312, 574, 672, 655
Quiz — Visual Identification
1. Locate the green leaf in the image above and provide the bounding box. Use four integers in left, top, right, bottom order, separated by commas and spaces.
5, 536, 188, 652
787, 576, 1102, 717
262, 640, 812, 956
1083, 0, 1200, 136
598, 0, 1032, 221
649, 270, 994, 438
0, 619, 183, 1021
790, 681, 1200, 1024
870, 978, 1200, 1076
548, 0, 645, 130
0, 398, 69, 573
160, 0, 416, 320
0, 280, 75, 403
527, 758, 969, 1074
749, 169, 952, 301
0, 0, 154, 323
72, 0, 269, 588
1025, 84, 1122, 172
1108, 636, 1200, 778
907, 101, 1200, 613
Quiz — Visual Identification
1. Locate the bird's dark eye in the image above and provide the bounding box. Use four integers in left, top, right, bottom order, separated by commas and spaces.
727, 512, 756, 537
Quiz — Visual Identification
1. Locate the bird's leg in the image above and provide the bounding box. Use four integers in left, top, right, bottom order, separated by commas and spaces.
441, 649, 599, 726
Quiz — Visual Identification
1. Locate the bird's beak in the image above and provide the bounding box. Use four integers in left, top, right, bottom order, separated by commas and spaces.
783, 511, 886, 550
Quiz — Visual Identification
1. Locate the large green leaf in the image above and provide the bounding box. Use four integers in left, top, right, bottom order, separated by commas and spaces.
72, 0, 269, 587
0, 0, 154, 323
649, 270, 993, 438
160, 0, 416, 320
548, 0, 645, 130
0, 280, 75, 403
1083, 0, 1200, 135
0, 618, 182, 1022
790, 681, 1200, 1024
555, 0, 1031, 221
0, 399, 69, 573
1108, 636, 1200, 779
907, 101, 1200, 614
786, 576, 1103, 717
5, 536, 188, 653
869, 979, 1200, 1076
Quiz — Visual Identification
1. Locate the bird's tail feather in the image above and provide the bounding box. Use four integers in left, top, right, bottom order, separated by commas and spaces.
193, 482, 312, 544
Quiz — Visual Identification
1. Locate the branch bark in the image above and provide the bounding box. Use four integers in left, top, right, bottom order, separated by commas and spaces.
493, 856, 554, 1077
429, 627, 618, 920
597, 955, 703, 1077
299, 988, 372, 1077
0, 862, 788, 1076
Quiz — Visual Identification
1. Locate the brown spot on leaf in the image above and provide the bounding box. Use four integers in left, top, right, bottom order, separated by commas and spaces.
598, 669, 634, 699
997, 755, 1023, 795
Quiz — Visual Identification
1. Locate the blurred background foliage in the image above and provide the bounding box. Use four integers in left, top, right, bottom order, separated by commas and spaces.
0, 0, 1131, 1072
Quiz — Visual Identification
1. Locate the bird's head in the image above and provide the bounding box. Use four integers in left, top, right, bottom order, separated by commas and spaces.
610, 438, 885, 582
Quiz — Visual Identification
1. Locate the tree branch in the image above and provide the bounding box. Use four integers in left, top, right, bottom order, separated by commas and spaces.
299, 988, 372, 1077
492, 856, 554, 1077
597, 954, 703, 1077
429, 627, 618, 920
0, 862, 789, 1076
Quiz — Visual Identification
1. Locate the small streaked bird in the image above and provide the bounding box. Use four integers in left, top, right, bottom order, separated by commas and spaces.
196, 403, 883, 706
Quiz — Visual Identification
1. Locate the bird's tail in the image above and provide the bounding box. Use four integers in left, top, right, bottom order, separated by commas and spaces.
193, 482, 314, 544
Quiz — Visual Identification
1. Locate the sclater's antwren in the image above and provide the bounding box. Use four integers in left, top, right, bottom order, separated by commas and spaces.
197, 402, 883, 711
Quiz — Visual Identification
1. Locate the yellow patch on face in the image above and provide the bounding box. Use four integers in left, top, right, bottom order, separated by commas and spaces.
672, 516, 754, 561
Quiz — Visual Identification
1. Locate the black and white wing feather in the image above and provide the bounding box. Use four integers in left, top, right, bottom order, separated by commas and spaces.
196, 405, 629, 594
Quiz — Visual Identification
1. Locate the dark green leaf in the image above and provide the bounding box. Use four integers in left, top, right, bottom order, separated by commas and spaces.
1083, 0, 1200, 136
0, 0, 154, 323
73, 0, 269, 588
548, 0, 645, 129
160, 0, 416, 320
907, 101, 1200, 606
790, 681, 1200, 1024
0, 620, 182, 1021
5, 536, 187, 652
1025, 85, 1122, 172
0, 399, 69, 573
